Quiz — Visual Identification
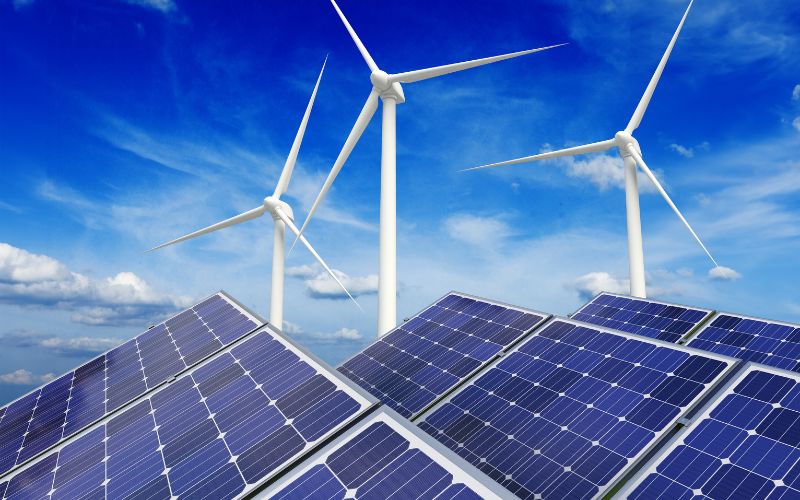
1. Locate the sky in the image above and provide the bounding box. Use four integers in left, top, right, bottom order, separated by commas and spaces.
0, 0, 799, 405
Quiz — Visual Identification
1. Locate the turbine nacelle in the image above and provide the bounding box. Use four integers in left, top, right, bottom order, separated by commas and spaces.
370, 70, 405, 103
614, 131, 642, 158
263, 196, 294, 221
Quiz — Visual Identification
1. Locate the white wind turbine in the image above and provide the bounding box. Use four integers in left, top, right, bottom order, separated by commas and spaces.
465, 0, 724, 299
293, 0, 564, 336
148, 59, 360, 329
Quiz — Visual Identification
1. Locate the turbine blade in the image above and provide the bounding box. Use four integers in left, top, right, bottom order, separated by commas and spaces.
626, 0, 694, 133
274, 208, 363, 311
625, 144, 718, 267
289, 88, 379, 253
274, 56, 327, 199
147, 206, 265, 252
462, 139, 615, 172
330, 0, 379, 73
389, 44, 567, 84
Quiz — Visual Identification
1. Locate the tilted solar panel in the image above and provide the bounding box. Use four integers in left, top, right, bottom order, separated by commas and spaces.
417, 318, 737, 499
686, 312, 800, 372
572, 292, 712, 343
0, 291, 260, 479
262, 408, 513, 499
0, 324, 374, 499
622, 363, 800, 499
338, 292, 550, 419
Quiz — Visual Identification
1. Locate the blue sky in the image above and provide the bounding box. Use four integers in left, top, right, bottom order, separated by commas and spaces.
1, 0, 799, 405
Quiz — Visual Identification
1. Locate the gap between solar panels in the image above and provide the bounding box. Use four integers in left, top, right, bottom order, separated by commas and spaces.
0, 322, 377, 499
571, 292, 715, 345
337, 291, 552, 420
416, 316, 740, 500
620, 362, 800, 499
0, 291, 263, 481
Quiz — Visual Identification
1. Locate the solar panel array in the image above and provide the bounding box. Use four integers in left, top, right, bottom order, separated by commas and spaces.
418, 318, 735, 499
339, 293, 549, 418
0, 326, 374, 499
266, 409, 512, 499
0, 293, 259, 478
624, 364, 800, 499
572, 293, 712, 343
687, 313, 800, 372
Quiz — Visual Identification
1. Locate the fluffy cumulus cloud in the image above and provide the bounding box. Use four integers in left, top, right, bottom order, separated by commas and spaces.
0, 243, 192, 326
286, 264, 378, 300
669, 144, 694, 158
549, 152, 659, 193
793, 117, 800, 133
0, 369, 55, 386
794, 85, 800, 101
0, 330, 122, 357
708, 266, 742, 281
282, 320, 362, 342
444, 214, 513, 249
571, 272, 630, 301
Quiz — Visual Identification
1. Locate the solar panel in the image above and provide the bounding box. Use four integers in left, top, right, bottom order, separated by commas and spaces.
338, 292, 550, 419
622, 363, 800, 499
686, 312, 800, 372
417, 318, 737, 499
0, 291, 261, 478
262, 408, 514, 499
0, 323, 374, 499
572, 292, 712, 343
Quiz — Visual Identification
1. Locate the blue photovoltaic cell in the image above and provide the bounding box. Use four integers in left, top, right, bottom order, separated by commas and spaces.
687, 313, 800, 372
572, 293, 711, 343
0, 326, 373, 499
418, 318, 733, 500
267, 410, 508, 499
627, 365, 800, 499
339, 293, 548, 418
0, 292, 260, 478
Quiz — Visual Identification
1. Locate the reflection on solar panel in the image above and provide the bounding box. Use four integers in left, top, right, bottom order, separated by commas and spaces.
0, 325, 374, 499
339, 292, 549, 418
417, 318, 735, 499
572, 293, 712, 343
623, 364, 800, 499
264, 408, 513, 499
687, 312, 800, 372
0, 292, 260, 478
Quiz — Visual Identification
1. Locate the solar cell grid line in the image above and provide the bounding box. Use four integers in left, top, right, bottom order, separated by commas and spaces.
0, 291, 261, 480
0, 324, 375, 499
571, 292, 713, 344
619, 363, 800, 500
685, 311, 800, 373
338, 291, 551, 420
416, 317, 738, 500
260, 408, 514, 499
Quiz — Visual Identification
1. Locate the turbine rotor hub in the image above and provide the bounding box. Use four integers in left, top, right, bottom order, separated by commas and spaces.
370, 71, 405, 103
263, 196, 294, 221
614, 131, 642, 158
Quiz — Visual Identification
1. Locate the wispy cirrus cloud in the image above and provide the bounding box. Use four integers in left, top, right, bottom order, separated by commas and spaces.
123, 0, 176, 13
0, 242, 191, 326
0, 330, 122, 357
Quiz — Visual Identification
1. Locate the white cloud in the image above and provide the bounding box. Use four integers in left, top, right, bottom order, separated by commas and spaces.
444, 214, 513, 249
793, 117, 800, 133
571, 272, 630, 301
305, 269, 379, 300
0, 330, 122, 357
0, 243, 192, 326
0, 369, 55, 386
0, 200, 21, 213
282, 321, 363, 342
708, 266, 741, 281
123, 0, 176, 13
547, 151, 659, 193
285, 265, 317, 279
669, 144, 695, 158
793, 84, 800, 101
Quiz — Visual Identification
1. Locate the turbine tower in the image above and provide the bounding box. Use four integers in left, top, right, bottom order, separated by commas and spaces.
466, 0, 723, 298
148, 59, 359, 330
294, 0, 564, 336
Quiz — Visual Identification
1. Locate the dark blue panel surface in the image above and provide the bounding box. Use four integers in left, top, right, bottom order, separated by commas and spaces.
267, 410, 504, 499
687, 313, 800, 373
418, 319, 733, 500
628, 366, 800, 499
339, 293, 548, 418
0, 293, 259, 478
0, 326, 372, 499
573, 293, 711, 343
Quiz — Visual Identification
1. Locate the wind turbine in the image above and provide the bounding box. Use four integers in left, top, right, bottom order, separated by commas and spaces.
464, 0, 724, 299
293, 0, 564, 336
148, 59, 360, 330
